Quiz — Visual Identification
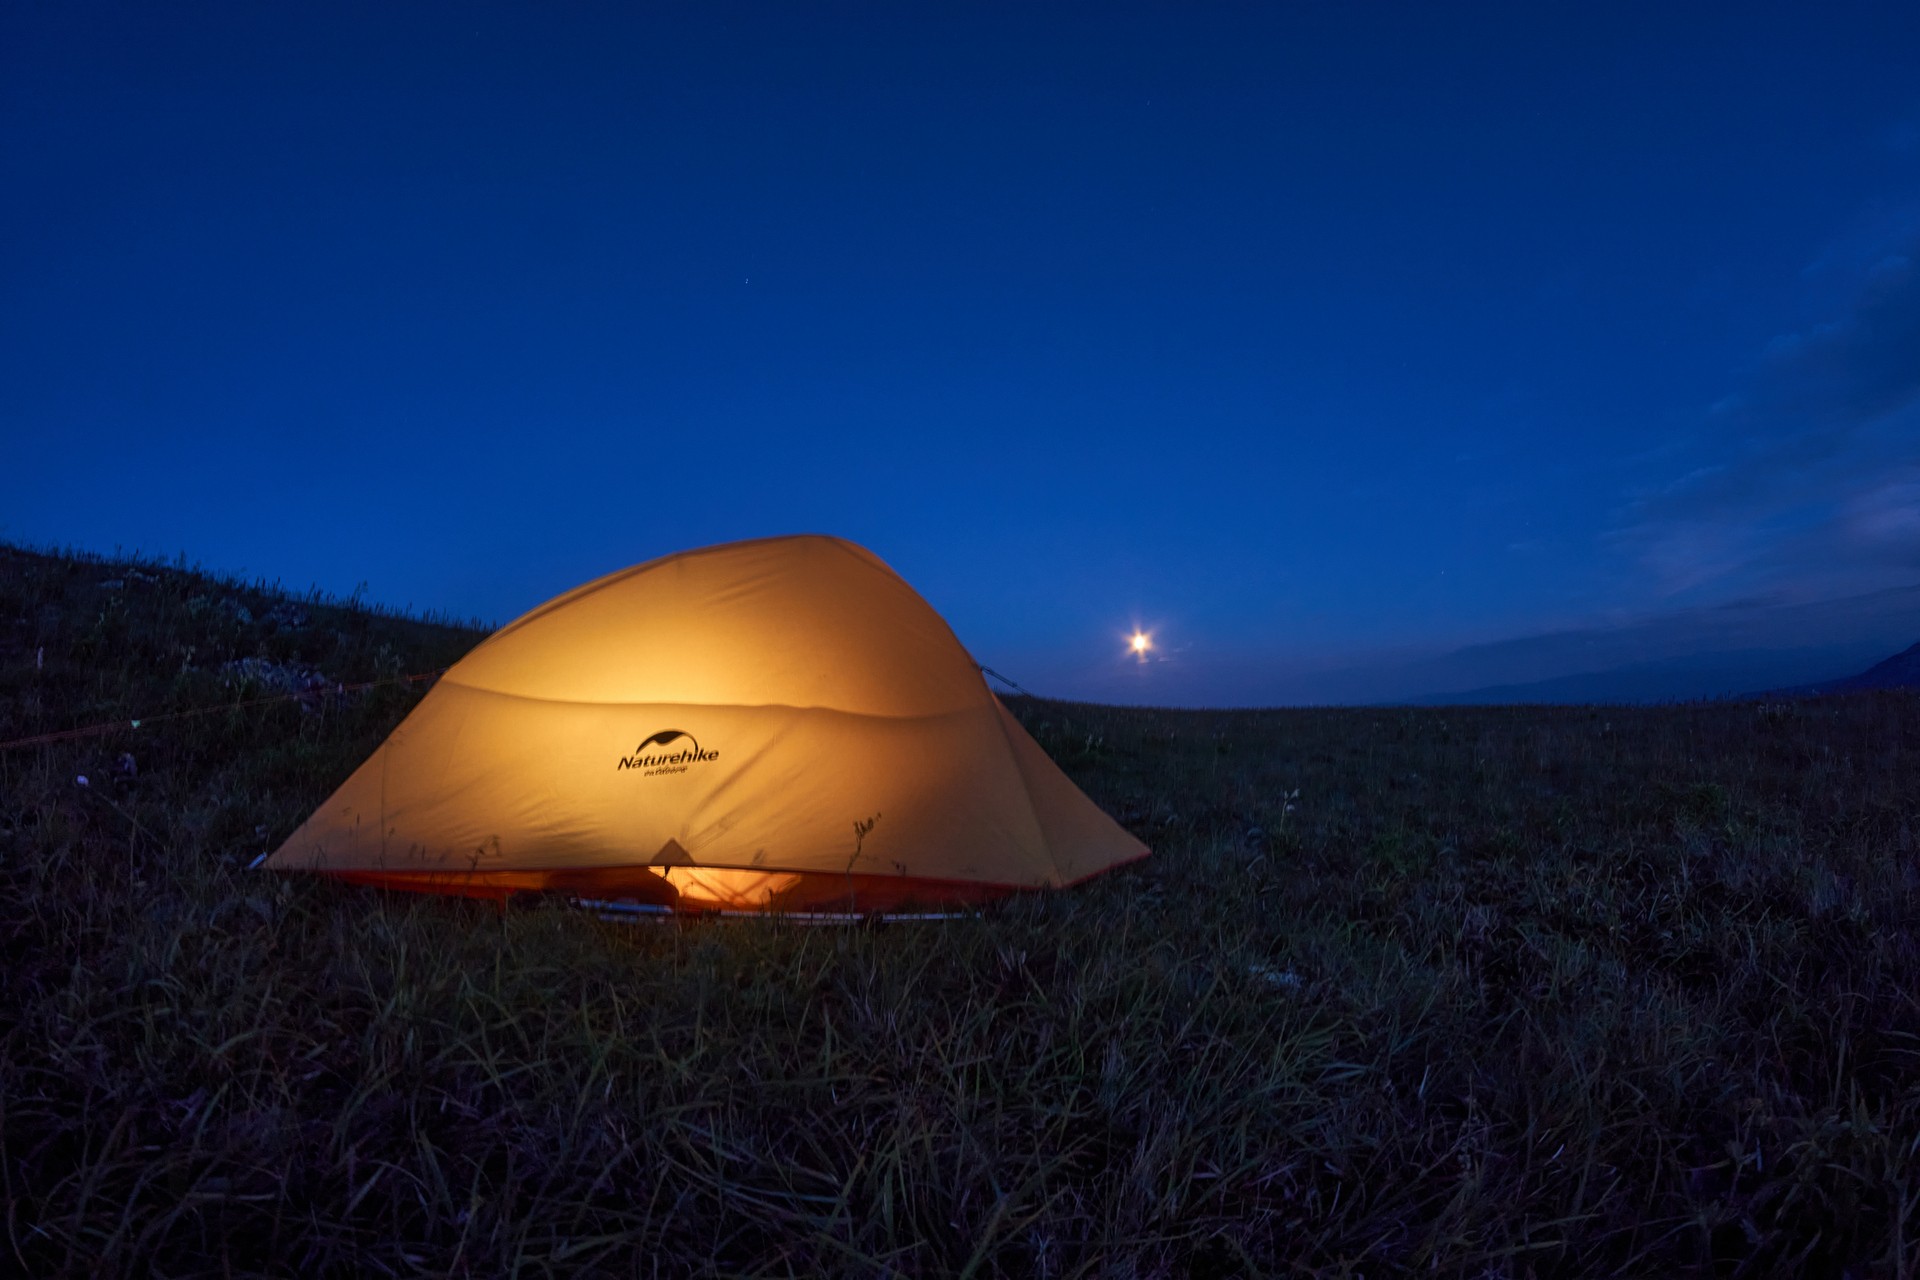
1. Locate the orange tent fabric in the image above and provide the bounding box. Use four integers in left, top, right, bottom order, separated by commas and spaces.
267, 535, 1148, 911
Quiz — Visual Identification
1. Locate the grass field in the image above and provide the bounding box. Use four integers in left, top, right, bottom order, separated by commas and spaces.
5, 543, 1920, 1277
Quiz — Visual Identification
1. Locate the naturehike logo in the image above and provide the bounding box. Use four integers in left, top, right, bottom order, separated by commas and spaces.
617, 729, 718, 777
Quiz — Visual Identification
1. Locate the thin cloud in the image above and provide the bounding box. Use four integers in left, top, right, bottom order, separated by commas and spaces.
1609, 217, 1920, 602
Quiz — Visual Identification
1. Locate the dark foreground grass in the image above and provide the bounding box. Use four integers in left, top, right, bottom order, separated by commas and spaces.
4, 543, 1920, 1277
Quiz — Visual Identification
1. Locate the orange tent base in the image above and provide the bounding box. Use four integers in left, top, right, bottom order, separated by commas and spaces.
324, 865, 1026, 913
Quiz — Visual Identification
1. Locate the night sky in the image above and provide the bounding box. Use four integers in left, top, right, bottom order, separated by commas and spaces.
5, 3, 1919, 704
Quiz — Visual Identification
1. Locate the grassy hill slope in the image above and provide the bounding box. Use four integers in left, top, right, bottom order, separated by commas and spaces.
5, 543, 1920, 1276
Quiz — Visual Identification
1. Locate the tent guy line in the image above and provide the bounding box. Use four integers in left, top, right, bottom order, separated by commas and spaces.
977, 664, 1032, 697
0, 661, 1039, 755
0, 669, 450, 753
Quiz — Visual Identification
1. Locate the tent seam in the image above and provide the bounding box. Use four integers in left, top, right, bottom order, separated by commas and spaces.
985, 697, 1072, 888
433, 678, 992, 720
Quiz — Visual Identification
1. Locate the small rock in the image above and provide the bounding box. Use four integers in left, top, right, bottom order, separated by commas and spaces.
1248, 963, 1305, 992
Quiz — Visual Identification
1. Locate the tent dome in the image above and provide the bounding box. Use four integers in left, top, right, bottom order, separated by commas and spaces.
267, 535, 1148, 912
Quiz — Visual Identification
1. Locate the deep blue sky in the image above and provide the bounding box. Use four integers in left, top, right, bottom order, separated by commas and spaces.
5, 3, 1919, 703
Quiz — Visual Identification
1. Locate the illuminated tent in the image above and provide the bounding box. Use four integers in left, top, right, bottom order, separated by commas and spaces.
267, 535, 1147, 912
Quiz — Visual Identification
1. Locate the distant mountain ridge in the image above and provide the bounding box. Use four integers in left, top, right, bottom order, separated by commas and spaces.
1393, 647, 1865, 707
1771, 640, 1920, 697
1393, 638, 1920, 707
